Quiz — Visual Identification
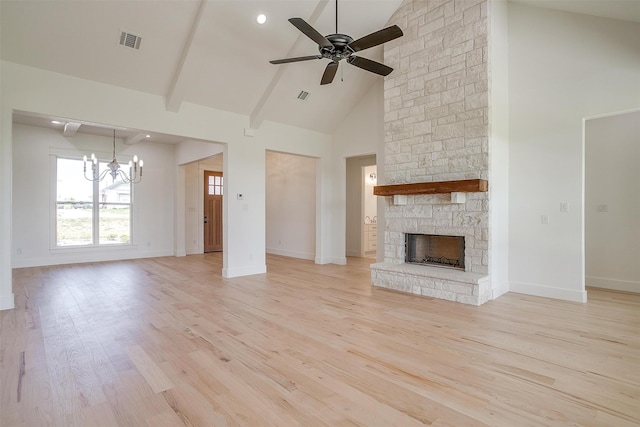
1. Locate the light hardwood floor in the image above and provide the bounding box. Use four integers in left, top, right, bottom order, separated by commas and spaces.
1, 254, 639, 426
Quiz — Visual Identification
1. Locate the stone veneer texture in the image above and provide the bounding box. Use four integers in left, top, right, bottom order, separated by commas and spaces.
372, 0, 491, 304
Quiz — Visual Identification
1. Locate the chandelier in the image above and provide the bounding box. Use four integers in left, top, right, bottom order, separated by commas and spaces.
83, 129, 143, 183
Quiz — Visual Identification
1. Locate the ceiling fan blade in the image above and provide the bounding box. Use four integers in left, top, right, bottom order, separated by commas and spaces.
321, 62, 339, 85
270, 55, 322, 64
289, 18, 333, 49
347, 56, 393, 76
348, 25, 403, 52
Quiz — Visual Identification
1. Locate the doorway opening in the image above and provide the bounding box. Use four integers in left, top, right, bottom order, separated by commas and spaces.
345, 155, 376, 259
585, 110, 640, 293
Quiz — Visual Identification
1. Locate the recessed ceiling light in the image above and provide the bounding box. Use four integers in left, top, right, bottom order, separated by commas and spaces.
256, 14, 267, 24
146, 134, 150, 138
51, 120, 63, 124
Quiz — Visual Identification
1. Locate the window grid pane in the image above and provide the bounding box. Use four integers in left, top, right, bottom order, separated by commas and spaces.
56, 158, 94, 246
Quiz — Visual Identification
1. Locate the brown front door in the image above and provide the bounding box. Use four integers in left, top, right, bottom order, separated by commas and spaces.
204, 171, 223, 252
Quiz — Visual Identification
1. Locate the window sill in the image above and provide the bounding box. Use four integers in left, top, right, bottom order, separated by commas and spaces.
50, 243, 138, 254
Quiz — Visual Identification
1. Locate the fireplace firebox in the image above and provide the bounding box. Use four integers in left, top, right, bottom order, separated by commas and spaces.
405, 234, 465, 270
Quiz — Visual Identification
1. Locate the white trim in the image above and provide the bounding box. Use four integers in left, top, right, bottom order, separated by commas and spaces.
491, 281, 510, 299
583, 107, 640, 122
586, 276, 639, 293
510, 281, 587, 303
222, 264, 266, 278
315, 256, 347, 265
12, 249, 173, 269
266, 248, 315, 261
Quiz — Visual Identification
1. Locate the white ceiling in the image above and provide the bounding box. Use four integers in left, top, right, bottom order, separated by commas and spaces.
2, 0, 639, 143
511, 0, 640, 23
2, 0, 404, 141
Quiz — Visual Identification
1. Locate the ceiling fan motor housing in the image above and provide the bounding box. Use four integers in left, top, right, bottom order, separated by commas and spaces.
320, 34, 354, 61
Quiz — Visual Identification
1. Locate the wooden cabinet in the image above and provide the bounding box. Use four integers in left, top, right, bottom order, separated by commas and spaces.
364, 224, 377, 255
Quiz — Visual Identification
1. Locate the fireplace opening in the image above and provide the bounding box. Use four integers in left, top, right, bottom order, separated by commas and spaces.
405, 234, 465, 270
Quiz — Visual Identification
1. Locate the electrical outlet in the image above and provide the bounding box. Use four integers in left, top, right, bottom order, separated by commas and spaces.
560, 202, 569, 213
597, 204, 608, 212
17, 248, 22, 255
541, 215, 549, 224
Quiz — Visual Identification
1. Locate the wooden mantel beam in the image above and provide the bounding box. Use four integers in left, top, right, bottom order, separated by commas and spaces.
373, 179, 488, 196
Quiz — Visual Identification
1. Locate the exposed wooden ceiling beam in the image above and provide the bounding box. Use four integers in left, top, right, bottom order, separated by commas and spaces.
166, 0, 208, 113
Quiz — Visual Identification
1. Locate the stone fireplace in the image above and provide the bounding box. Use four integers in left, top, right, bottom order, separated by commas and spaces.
370, 0, 493, 305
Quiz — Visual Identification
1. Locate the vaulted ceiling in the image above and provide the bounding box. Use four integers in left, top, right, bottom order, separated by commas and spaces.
2, 0, 639, 143
1, 0, 404, 139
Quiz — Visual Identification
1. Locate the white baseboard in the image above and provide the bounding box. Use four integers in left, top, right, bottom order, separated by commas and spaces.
12, 249, 175, 269
0, 294, 15, 311
586, 276, 639, 293
510, 281, 587, 303
491, 281, 510, 300
185, 248, 201, 255
222, 264, 267, 278
315, 256, 347, 265
266, 247, 315, 260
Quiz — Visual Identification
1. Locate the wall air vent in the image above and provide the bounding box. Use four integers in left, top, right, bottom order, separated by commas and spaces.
119, 31, 142, 50
297, 90, 310, 101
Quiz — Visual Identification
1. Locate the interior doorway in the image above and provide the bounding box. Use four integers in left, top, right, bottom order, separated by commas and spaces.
345, 155, 376, 258
585, 110, 640, 293
362, 165, 377, 258
204, 171, 223, 252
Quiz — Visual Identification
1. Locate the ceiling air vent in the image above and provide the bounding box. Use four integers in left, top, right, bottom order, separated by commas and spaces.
297, 90, 310, 101
119, 31, 142, 50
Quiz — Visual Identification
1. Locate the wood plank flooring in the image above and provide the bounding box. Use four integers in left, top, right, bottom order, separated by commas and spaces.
1, 254, 639, 426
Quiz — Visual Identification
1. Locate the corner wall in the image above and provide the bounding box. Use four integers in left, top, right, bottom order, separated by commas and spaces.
508, 4, 640, 301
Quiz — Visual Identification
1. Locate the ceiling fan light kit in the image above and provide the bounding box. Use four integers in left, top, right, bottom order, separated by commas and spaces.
269, 0, 403, 85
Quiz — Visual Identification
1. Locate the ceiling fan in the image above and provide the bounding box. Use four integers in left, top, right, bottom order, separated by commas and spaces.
269, 0, 403, 85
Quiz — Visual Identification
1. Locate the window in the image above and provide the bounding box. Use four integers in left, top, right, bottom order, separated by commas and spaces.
208, 174, 223, 195
56, 157, 132, 246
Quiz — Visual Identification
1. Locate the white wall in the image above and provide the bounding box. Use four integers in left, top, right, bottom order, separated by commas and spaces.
585, 110, 640, 292
12, 124, 175, 267
333, 81, 385, 262
265, 151, 316, 260
176, 140, 224, 166
508, 4, 640, 301
489, 0, 510, 299
0, 61, 338, 309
